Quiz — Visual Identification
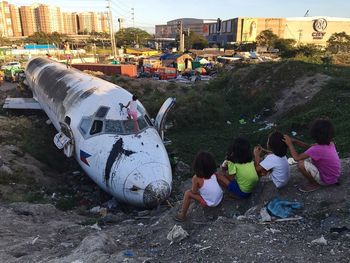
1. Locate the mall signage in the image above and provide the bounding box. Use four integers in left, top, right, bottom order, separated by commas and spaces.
312, 18, 327, 39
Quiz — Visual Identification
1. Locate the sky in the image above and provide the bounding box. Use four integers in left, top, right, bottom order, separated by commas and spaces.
10, 0, 350, 32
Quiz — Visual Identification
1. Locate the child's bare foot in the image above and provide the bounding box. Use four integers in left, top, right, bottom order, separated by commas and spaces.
174, 213, 186, 222
298, 183, 320, 193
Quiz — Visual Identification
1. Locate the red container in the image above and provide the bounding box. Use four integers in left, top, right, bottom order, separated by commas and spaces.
72, 63, 137, 78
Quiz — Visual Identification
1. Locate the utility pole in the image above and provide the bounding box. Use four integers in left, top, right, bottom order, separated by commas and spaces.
131, 8, 135, 28
107, 0, 117, 58
179, 21, 184, 53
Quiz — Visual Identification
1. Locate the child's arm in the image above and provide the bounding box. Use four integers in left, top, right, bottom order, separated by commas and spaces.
283, 135, 309, 161
191, 175, 200, 194
291, 138, 310, 149
123, 101, 130, 108
253, 146, 269, 176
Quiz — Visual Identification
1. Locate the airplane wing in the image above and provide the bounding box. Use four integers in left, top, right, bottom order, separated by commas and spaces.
3, 97, 42, 110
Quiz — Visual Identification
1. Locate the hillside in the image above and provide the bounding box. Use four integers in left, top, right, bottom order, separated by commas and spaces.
0, 60, 350, 262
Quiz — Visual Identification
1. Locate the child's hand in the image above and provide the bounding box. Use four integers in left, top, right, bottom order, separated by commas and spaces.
253, 146, 262, 156
283, 135, 292, 146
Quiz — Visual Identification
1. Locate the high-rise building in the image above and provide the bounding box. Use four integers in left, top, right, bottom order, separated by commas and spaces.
78, 12, 109, 33
36, 4, 63, 34
19, 5, 38, 36
9, 4, 22, 36
63, 12, 78, 34
96, 12, 109, 33
0, 1, 14, 37
78, 12, 94, 33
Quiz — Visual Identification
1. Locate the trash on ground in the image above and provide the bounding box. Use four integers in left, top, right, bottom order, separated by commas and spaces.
266, 197, 301, 218
89, 223, 102, 231
288, 158, 297, 165
167, 225, 189, 244
258, 122, 274, 131
260, 207, 272, 222
311, 235, 328, 245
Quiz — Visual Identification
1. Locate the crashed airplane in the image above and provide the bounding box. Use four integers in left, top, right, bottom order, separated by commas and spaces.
4, 57, 176, 207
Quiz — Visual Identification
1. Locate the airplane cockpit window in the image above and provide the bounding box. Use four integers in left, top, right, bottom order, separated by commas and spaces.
90, 120, 103, 135
95, 106, 110, 118
80, 117, 92, 135
138, 116, 148, 130
105, 120, 123, 133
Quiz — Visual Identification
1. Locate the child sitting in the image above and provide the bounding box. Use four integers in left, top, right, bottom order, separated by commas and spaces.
217, 137, 259, 198
175, 151, 223, 222
283, 119, 341, 192
254, 131, 290, 188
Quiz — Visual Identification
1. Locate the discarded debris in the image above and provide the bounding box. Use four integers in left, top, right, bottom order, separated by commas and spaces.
90, 206, 101, 214
260, 207, 272, 222
167, 225, 189, 244
31, 235, 40, 245
89, 223, 101, 231
311, 235, 328, 245
267, 198, 301, 218
123, 250, 134, 257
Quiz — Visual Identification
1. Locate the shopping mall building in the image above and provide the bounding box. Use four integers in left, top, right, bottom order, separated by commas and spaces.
155, 16, 350, 46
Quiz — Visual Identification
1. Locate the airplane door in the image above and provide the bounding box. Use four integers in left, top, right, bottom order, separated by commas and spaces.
53, 122, 75, 157
154, 97, 176, 141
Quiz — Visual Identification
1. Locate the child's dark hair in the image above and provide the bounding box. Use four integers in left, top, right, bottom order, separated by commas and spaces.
193, 151, 216, 179
268, 131, 287, 157
310, 119, 334, 145
132, 95, 138, 101
226, 137, 252, 163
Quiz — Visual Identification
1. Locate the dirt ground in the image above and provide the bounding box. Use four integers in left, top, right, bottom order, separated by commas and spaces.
1, 79, 350, 262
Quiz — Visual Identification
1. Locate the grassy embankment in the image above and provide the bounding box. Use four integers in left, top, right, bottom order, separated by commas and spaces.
116, 61, 350, 170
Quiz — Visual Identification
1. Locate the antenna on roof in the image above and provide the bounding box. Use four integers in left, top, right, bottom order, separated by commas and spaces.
304, 10, 309, 17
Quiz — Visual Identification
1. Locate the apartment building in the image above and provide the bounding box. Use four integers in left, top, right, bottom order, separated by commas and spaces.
63, 12, 78, 34
78, 12, 109, 33
36, 4, 64, 34
0, 1, 13, 37
9, 4, 21, 36
19, 5, 38, 36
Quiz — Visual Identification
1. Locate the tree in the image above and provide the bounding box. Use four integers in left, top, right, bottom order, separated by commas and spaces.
115, 27, 151, 47
26, 32, 67, 46
187, 32, 208, 50
274, 38, 297, 57
327, 32, 350, 54
256, 29, 278, 49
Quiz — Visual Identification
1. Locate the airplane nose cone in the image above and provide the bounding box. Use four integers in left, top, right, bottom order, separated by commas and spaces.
143, 180, 171, 207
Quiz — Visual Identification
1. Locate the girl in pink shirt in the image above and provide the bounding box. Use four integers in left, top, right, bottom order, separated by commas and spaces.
284, 119, 340, 193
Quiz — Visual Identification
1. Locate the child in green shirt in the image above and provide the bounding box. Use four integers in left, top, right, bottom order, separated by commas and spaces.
217, 137, 259, 198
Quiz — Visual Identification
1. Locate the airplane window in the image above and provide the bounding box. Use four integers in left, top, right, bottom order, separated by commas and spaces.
80, 118, 92, 135
64, 116, 71, 125
95, 106, 110, 118
105, 120, 123, 133
90, 120, 103, 135
138, 117, 148, 130
123, 119, 135, 134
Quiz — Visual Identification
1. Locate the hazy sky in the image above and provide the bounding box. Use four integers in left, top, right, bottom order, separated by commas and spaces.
10, 0, 350, 32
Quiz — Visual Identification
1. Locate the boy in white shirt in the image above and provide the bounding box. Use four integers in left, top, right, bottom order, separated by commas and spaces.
254, 131, 290, 188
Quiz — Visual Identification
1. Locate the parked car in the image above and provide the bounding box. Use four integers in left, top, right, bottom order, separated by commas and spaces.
1, 61, 21, 70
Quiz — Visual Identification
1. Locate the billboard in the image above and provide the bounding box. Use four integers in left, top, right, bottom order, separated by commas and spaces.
242, 18, 258, 42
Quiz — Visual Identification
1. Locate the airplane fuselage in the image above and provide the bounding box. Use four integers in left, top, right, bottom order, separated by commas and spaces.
25, 58, 172, 207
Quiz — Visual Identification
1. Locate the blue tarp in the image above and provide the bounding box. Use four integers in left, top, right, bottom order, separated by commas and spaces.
267, 197, 301, 218
24, 44, 57, 50
160, 53, 180, 60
